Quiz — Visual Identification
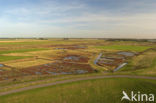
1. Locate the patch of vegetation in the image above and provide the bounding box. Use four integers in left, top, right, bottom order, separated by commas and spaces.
119, 50, 156, 76
0, 41, 51, 45
0, 78, 156, 103
0, 48, 48, 62
96, 45, 151, 52
0, 48, 48, 54
0, 55, 31, 62
6, 59, 52, 68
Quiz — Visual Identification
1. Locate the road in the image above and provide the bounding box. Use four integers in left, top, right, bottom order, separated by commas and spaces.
0, 75, 156, 96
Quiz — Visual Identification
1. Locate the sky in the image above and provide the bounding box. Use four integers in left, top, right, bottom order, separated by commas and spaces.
0, 0, 156, 38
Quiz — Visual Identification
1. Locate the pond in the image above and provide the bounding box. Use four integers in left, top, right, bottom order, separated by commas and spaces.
94, 53, 103, 64
100, 58, 114, 61
64, 56, 79, 61
0, 64, 4, 67
117, 52, 135, 57
113, 63, 127, 72
46, 70, 87, 75
35, 72, 42, 75
75, 70, 88, 74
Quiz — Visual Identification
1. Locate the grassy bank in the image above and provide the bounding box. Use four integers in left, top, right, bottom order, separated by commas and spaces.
0, 78, 156, 103
119, 50, 156, 76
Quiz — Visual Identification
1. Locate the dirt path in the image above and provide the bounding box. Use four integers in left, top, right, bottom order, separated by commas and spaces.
0, 75, 156, 96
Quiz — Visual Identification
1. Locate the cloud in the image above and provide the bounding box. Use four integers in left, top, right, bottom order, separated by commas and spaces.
0, 0, 156, 38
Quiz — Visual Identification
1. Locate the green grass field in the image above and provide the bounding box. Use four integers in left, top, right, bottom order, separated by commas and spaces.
0, 55, 31, 62
0, 78, 156, 103
96, 45, 152, 52
0, 48, 48, 62
0, 48, 48, 54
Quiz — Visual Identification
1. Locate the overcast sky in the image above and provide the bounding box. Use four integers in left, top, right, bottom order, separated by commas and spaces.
0, 0, 156, 38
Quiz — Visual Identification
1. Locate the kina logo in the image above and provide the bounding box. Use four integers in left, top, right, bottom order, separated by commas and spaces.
121, 91, 155, 102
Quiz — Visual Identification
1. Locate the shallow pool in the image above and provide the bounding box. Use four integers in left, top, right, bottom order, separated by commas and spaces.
117, 52, 135, 56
